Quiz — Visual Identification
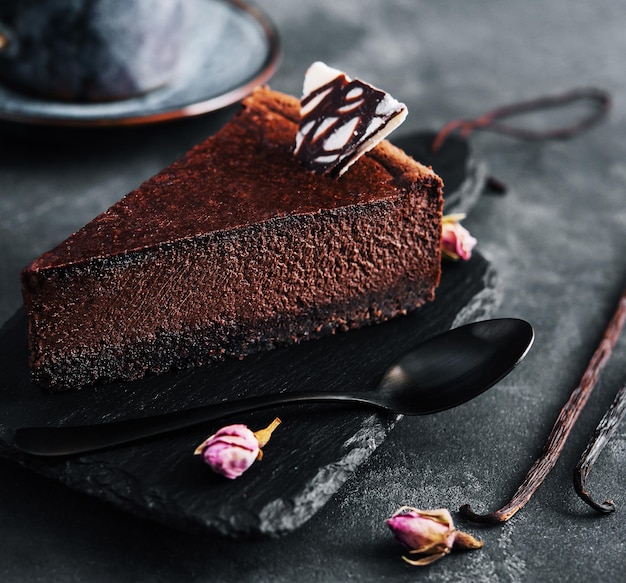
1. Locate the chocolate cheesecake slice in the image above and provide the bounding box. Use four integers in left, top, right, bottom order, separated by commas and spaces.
21, 86, 443, 390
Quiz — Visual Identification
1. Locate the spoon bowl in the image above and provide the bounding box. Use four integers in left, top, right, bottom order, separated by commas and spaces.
378, 317, 534, 414
14, 318, 534, 457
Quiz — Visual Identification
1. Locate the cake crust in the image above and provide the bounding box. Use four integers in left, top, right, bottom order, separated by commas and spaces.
21, 86, 443, 390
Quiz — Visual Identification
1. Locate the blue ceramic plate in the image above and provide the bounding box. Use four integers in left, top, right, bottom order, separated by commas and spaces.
0, 0, 280, 127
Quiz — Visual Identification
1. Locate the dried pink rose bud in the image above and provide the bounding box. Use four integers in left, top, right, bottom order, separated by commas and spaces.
194, 418, 281, 479
387, 506, 483, 566
441, 214, 477, 261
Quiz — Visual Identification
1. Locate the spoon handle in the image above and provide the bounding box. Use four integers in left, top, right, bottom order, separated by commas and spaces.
13, 390, 383, 457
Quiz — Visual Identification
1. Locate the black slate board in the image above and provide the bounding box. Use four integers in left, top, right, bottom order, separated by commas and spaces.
0, 252, 499, 538
392, 131, 488, 215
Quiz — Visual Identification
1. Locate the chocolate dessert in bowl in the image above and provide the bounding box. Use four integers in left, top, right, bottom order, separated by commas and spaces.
0, 0, 187, 102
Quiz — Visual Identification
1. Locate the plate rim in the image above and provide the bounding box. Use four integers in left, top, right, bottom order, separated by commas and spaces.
0, 0, 281, 128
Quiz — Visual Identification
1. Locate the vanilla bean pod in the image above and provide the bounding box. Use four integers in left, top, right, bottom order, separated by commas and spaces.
461, 287, 626, 524
431, 87, 611, 152
573, 384, 626, 513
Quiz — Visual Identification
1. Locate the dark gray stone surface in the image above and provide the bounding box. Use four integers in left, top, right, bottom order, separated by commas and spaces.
1, 0, 625, 580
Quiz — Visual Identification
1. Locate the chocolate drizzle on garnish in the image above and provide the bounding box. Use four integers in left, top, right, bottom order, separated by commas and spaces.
294, 62, 407, 177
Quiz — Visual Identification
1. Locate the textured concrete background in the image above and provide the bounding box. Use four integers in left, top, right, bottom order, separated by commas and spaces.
1, 0, 625, 581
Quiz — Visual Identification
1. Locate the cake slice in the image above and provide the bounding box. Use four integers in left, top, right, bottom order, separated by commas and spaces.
21, 85, 443, 390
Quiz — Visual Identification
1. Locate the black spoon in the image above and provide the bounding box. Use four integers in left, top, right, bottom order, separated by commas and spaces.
13, 318, 534, 457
